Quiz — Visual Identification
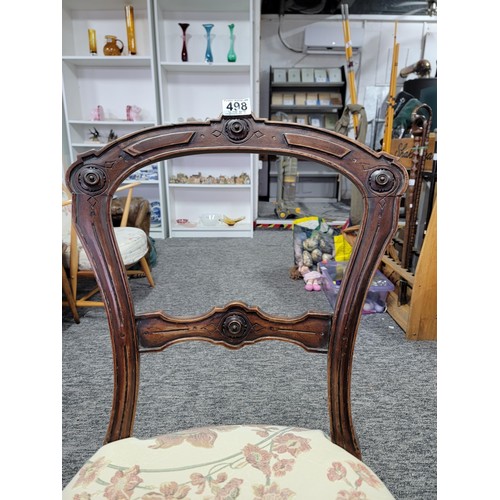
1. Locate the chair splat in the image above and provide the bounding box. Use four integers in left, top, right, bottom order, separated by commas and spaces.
136, 301, 332, 353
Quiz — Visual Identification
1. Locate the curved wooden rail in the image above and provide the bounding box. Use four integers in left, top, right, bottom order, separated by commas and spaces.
66, 114, 407, 459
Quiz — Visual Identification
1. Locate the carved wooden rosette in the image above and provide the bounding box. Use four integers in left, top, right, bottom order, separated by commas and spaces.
137, 301, 332, 353
67, 115, 407, 456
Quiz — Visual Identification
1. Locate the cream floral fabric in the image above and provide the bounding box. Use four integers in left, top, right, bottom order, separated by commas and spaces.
62, 203, 148, 270
63, 425, 394, 499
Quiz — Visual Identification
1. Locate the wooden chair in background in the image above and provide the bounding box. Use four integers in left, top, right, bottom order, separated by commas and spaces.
62, 116, 407, 498
62, 181, 155, 321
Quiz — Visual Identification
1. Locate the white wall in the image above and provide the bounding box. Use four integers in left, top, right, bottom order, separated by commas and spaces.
259, 14, 437, 148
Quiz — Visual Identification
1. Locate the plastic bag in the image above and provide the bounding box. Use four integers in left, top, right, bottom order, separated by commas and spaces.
292, 216, 353, 271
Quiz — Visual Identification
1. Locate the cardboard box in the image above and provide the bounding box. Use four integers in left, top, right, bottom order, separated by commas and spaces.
273, 68, 287, 83
308, 115, 324, 127
390, 133, 436, 172
295, 114, 308, 124
330, 92, 343, 106
314, 69, 328, 82
288, 68, 301, 82
294, 92, 306, 106
282, 93, 295, 105
301, 68, 315, 82
306, 93, 318, 105
318, 92, 331, 106
327, 68, 342, 83
271, 93, 283, 105
324, 115, 338, 130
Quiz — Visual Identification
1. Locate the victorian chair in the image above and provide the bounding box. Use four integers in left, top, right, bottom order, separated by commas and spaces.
62, 115, 407, 498
62, 181, 155, 321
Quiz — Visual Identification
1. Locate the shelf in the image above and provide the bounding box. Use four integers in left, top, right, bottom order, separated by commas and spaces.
62, 56, 152, 67
170, 222, 253, 238
269, 170, 339, 178
71, 142, 107, 149
160, 62, 251, 72
271, 105, 342, 113
63, 0, 258, 240
158, 0, 249, 12
168, 183, 251, 188
69, 120, 157, 126
124, 179, 159, 185
271, 82, 344, 88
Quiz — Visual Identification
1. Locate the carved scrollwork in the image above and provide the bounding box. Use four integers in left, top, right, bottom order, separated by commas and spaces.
223, 118, 250, 142
368, 168, 396, 194
77, 165, 107, 194
221, 313, 250, 340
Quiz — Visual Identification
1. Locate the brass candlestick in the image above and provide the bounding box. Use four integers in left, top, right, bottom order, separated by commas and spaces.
125, 5, 137, 55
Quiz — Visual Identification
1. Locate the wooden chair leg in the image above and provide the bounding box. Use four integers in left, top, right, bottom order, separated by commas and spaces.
62, 266, 80, 323
139, 257, 155, 287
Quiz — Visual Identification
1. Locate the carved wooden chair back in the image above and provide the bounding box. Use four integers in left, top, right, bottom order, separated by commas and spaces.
63, 115, 407, 498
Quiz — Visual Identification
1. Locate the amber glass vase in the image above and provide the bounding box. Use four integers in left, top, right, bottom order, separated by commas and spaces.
125, 5, 137, 55
88, 29, 97, 55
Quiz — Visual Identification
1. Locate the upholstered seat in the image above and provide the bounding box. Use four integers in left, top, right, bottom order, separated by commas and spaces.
62, 115, 407, 499
62, 181, 154, 320
62, 225, 149, 270
63, 425, 394, 499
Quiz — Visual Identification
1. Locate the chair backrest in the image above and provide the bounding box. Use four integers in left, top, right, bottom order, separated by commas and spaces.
65, 115, 407, 460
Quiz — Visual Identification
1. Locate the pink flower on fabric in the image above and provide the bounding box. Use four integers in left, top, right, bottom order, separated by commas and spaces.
104, 465, 143, 499
348, 462, 382, 488
243, 443, 273, 476
190, 473, 206, 494
74, 457, 109, 487
272, 433, 311, 457
140, 481, 191, 499
150, 428, 218, 449
327, 462, 347, 481
252, 425, 280, 438
336, 490, 368, 499
253, 482, 295, 499
272, 458, 295, 477
214, 478, 244, 500
148, 434, 184, 449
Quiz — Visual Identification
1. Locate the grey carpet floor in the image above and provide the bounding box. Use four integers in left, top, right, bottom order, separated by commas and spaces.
62, 230, 437, 499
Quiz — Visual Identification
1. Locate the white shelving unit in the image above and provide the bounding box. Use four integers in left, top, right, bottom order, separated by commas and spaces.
154, 0, 260, 237
62, 0, 167, 238
62, 0, 260, 238
166, 153, 254, 237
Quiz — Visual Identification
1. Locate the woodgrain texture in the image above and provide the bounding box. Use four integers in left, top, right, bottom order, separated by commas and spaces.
66, 115, 407, 459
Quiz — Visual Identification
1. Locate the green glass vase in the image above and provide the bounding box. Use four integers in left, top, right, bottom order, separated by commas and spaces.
227, 23, 236, 63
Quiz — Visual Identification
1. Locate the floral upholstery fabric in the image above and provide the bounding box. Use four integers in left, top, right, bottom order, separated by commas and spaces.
62, 203, 148, 270
63, 425, 394, 499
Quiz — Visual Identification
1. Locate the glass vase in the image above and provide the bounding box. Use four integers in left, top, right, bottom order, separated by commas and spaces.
178, 23, 189, 62
88, 29, 97, 55
125, 5, 137, 55
227, 23, 236, 62
203, 23, 214, 63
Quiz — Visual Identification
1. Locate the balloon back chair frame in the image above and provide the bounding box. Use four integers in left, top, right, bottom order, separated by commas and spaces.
66, 114, 407, 459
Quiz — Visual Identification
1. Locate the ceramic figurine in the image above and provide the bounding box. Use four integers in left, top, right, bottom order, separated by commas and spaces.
91, 105, 103, 121
88, 127, 100, 142
108, 129, 118, 142
126, 105, 142, 121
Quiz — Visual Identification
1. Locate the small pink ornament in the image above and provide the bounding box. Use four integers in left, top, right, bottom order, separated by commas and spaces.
91, 105, 103, 121
126, 105, 142, 121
